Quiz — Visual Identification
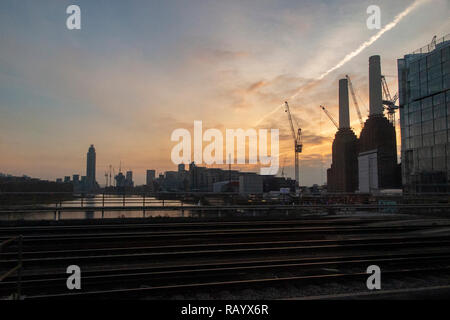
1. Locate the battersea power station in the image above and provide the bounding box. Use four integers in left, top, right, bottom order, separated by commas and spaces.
327, 55, 401, 193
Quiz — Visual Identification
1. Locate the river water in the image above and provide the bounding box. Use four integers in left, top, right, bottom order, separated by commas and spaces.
0, 195, 193, 221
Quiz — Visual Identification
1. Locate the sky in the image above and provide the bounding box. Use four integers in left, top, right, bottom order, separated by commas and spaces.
0, 0, 449, 186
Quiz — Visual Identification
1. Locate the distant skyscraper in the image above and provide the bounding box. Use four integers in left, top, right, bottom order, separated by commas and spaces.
115, 172, 125, 187
125, 171, 134, 187
86, 144, 97, 191
146, 170, 155, 185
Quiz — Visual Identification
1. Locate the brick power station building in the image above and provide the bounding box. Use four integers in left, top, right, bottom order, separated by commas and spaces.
327, 55, 400, 193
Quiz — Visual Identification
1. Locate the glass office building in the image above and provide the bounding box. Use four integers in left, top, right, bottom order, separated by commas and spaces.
398, 34, 450, 193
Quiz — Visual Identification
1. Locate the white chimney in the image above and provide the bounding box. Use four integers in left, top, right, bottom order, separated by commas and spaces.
369, 55, 384, 116
339, 78, 350, 129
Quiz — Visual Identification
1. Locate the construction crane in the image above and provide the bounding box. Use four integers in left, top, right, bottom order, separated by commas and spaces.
345, 75, 364, 129
430, 35, 437, 50
320, 105, 339, 129
284, 101, 302, 189
381, 75, 399, 124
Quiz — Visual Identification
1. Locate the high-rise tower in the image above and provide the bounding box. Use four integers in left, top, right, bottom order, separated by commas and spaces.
86, 144, 97, 191
398, 35, 450, 193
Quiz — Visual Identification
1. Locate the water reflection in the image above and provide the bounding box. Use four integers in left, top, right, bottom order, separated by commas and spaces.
0, 195, 192, 221
85, 197, 95, 219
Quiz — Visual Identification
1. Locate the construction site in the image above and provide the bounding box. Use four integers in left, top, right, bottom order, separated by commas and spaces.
324, 55, 401, 194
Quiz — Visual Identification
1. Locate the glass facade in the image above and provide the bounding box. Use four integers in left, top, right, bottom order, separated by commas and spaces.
398, 38, 450, 193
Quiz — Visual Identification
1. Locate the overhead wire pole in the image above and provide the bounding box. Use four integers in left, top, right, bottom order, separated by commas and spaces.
280, 157, 286, 178
345, 75, 364, 129
109, 165, 112, 187
284, 102, 302, 190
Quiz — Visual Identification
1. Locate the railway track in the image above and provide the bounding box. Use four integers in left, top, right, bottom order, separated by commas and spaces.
3, 251, 450, 299
3, 235, 450, 262
2, 216, 450, 300
296, 285, 450, 300
2, 225, 448, 248
20, 264, 450, 300
0, 217, 399, 235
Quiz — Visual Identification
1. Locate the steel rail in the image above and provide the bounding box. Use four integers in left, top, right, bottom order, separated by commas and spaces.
4, 251, 450, 297
4, 250, 450, 283
23, 265, 450, 300
5, 238, 450, 265
3, 234, 450, 258
1, 224, 447, 244
0, 217, 397, 232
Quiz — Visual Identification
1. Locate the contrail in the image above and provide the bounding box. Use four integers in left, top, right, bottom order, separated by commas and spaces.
317, 0, 429, 80
254, 0, 428, 127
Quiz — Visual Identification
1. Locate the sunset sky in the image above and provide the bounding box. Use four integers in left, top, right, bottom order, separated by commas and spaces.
1, 0, 449, 186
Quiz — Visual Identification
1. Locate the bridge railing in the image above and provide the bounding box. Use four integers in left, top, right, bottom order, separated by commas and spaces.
0, 203, 450, 222
0, 192, 186, 209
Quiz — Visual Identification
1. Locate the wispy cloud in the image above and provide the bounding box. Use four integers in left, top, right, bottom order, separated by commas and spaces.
254, 0, 429, 127
0, 0, 445, 185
